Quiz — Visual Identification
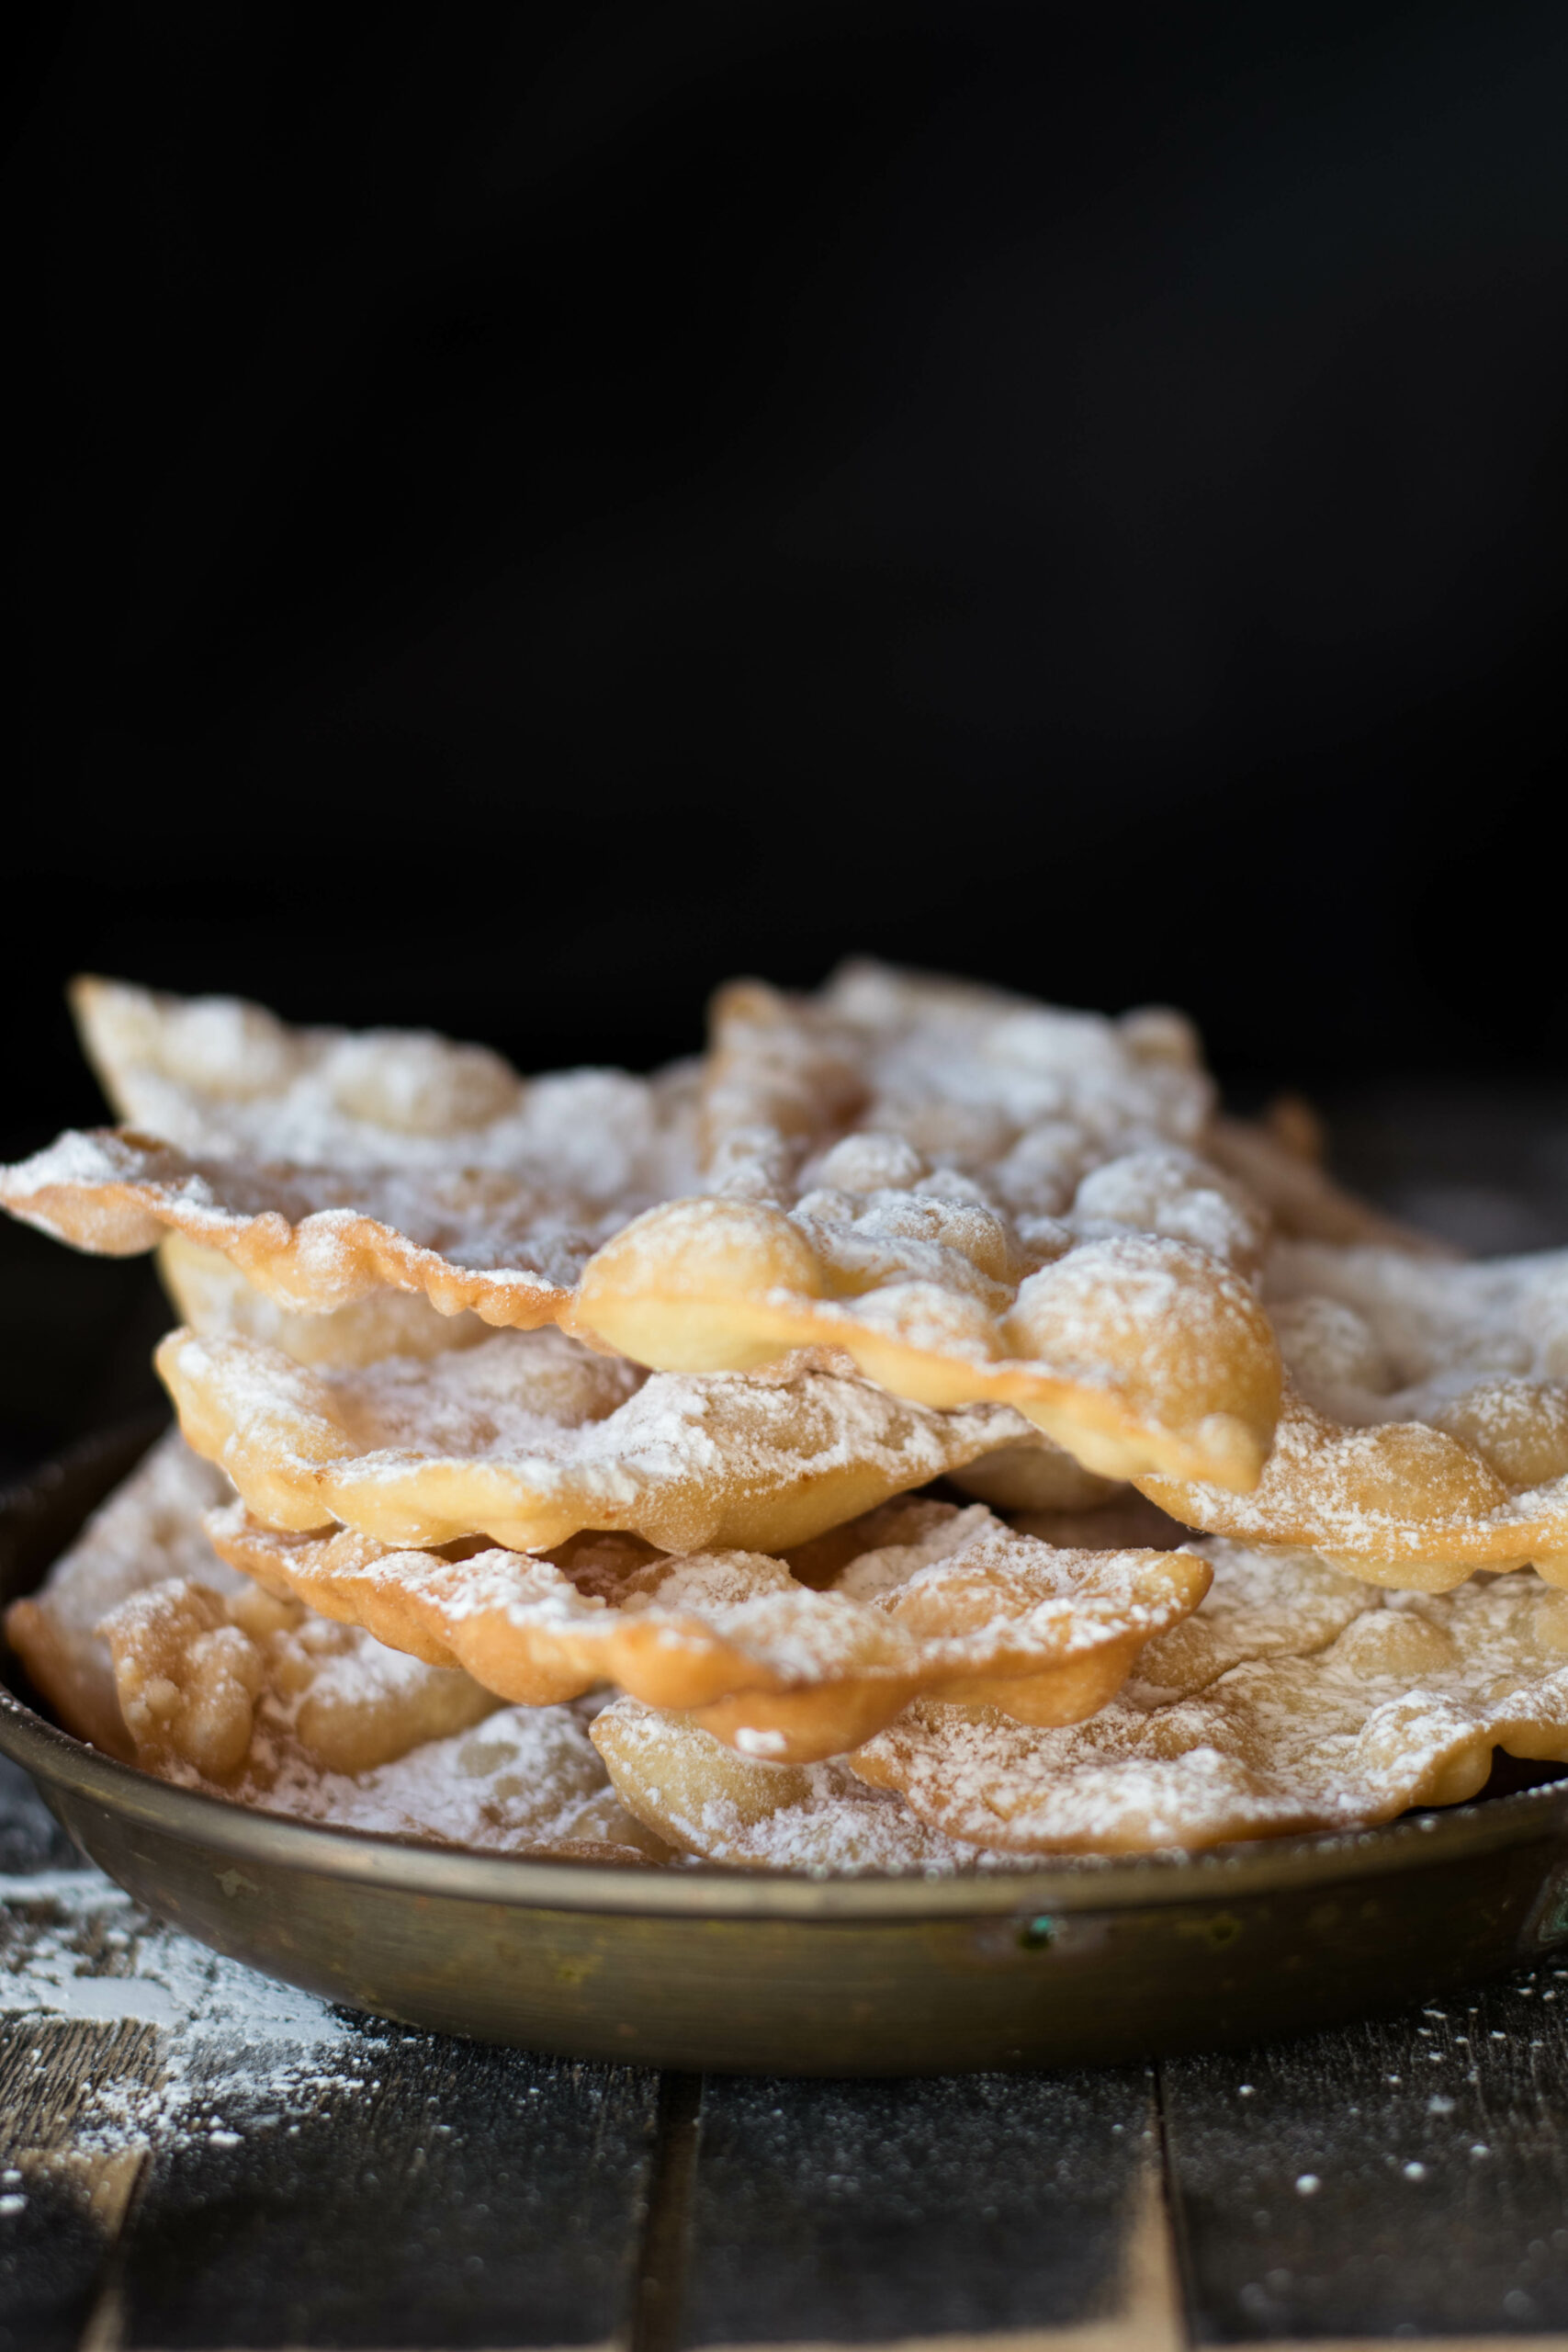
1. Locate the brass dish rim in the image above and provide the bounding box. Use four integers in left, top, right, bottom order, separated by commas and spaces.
7, 1676, 1568, 1922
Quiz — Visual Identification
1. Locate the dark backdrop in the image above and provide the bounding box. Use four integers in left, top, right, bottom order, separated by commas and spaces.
6, 0, 1567, 1141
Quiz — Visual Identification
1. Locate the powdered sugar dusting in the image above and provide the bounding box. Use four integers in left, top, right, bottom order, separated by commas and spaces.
212, 1491, 1207, 1761
205, 1701, 663, 1860
854, 1547, 1568, 1853
162, 1324, 1035, 1554
73, 976, 703, 1197
1138, 1239, 1568, 1576
702, 966, 1214, 1209
1, 1866, 368, 2154
1, 968, 1281, 1496
590, 1698, 1032, 1876
5, 1430, 244, 1757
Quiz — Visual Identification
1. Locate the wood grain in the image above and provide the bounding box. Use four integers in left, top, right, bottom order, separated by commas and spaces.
15, 1681, 1568, 2346
116, 2026, 660, 2350
672, 2066, 1180, 2350
0, 2015, 159, 2352
1161, 1961, 1568, 2341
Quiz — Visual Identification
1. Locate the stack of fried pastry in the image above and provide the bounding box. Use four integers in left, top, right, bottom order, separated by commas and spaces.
6, 967, 1568, 1873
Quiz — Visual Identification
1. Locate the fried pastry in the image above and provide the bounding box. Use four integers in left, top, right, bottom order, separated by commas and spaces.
207, 1497, 1210, 1761
70, 975, 702, 1189
10, 1427, 657, 1860
0, 975, 701, 1330
4, 1429, 239, 1756
591, 1698, 1022, 1873
1139, 1239, 1568, 1584
17, 962, 1561, 1879
5, 1131, 1286, 1491
1094, 1533, 1371, 1695
853, 1546, 1568, 1850
101, 1574, 497, 1781
574, 971, 1282, 1487
701, 973, 1437, 1252
4, 1430, 497, 1776
0, 1123, 675, 1333
156, 1231, 491, 1366
155, 1323, 1043, 1553
246, 1703, 672, 1863
116, 1666, 669, 1864
573, 1204, 1280, 1491
694, 965, 1216, 1204
1, 971, 1286, 1493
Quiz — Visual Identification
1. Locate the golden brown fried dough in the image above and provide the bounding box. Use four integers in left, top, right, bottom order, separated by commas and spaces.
0, 974, 702, 1329
209, 1497, 1210, 1762
1, 968, 1285, 1492
101, 1575, 497, 1781
1140, 1240, 1568, 1584
694, 966, 1217, 1205
854, 1555, 1568, 1852
591, 1699, 1021, 1873
4, 1430, 235, 1758
156, 1232, 491, 1366
0, 1125, 671, 1330
120, 1663, 670, 1864
156, 1323, 1044, 1554
573, 1204, 1280, 1491
4, 1430, 499, 1781
255, 1702, 671, 1863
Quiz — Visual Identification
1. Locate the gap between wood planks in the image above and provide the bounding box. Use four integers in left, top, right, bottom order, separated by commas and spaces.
618, 2060, 1568, 2352
631, 2073, 704, 2352
625, 2070, 1187, 2352
13, 2019, 1568, 2352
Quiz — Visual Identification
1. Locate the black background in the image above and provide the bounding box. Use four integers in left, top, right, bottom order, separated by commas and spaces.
5, 0, 1567, 1143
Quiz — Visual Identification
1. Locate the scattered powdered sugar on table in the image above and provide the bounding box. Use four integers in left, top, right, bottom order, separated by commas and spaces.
0, 1865, 371, 2149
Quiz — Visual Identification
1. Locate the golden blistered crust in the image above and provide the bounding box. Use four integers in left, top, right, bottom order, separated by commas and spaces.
101, 1575, 497, 1781
570, 1199, 1281, 1491
853, 1551, 1568, 1853
154, 1323, 1039, 1554
590, 1698, 1024, 1875
208, 1496, 1211, 1763
4, 1430, 497, 1781
1139, 1241, 1568, 1582
4, 1430, 234, 1758
0, 968, 1287, 1490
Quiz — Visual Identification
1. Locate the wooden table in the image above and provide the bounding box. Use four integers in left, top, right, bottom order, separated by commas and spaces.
4, 1749, 1568, 2352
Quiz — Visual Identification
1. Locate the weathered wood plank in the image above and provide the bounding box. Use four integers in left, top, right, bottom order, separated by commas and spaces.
674, 2068, 1181, 2350
0, 2013, 158, 2352
1162, 1960, 1568, 2342
0, 1857, 663, 2352
116, 2021, 661, 2351
1, 1853, 664, 2352
0, 1849, 177, 2352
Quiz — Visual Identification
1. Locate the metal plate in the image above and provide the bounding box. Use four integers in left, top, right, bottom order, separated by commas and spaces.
6, 1426, 1568, 2075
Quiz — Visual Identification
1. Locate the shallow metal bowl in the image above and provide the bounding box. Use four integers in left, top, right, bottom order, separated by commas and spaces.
6, 1426, 1568, 2074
